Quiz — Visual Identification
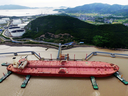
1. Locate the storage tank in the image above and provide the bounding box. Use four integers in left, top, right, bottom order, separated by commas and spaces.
10, 29, 25, 37
8, 26, 21, 32
12, 19, 22, 25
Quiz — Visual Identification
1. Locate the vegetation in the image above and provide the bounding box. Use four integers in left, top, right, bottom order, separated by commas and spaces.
55, 3, 128, 17
123, 20, 128, 23
23, 15, 94, 41
0, 5, 36, 10
23, 15, 128, 49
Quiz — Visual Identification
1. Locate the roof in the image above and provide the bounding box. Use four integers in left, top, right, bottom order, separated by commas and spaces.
64, 42, 75, 45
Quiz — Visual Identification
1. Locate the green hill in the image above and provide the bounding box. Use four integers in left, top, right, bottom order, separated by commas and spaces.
0, 5, 36, 10
24, 15, 95, 42
23, 15, 128, 48
55, 3, 128, 16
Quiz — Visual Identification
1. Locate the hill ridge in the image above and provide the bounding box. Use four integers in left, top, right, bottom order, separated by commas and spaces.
55, 3, 128, 16
23, 15, 128, 48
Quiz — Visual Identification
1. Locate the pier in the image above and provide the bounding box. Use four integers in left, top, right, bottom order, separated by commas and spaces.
113, 72, 128, 85
1, 63, 10, 66
0, 71, 12, 83
21, 75, 31, 88
90, 76, 98, 90
85, 51, 128, 89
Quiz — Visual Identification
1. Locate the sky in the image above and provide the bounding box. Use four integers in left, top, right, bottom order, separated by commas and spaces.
0, 0, 128, 7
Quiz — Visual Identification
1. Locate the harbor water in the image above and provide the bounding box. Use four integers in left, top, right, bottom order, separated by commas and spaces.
0, 8, 58, 16
0, 45, 128, 96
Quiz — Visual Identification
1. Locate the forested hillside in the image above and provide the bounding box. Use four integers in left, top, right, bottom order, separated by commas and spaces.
23, 15, 128, 48
55, 3, 128, 16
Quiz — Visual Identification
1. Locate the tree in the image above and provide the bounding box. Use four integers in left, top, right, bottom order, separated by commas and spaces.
93, 35, 109, 47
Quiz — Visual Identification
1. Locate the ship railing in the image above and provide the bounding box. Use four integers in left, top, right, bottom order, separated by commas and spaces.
43, 58, 83, 61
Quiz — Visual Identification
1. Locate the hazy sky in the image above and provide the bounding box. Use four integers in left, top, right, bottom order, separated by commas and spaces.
0, 0, 128, 7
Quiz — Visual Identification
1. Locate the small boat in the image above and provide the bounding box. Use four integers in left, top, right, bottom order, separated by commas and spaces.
7, 58, 119, 77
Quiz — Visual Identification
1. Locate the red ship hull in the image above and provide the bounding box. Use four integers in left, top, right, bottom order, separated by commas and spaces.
7, 60, 119, 77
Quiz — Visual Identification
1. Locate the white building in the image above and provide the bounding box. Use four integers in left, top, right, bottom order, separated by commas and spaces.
12, 19, 22, 25
22, 18, 28, 22
0, 19, 7, 24
2, 18, 10, 21
124, 23, 128, 26
18, 22, 29, 28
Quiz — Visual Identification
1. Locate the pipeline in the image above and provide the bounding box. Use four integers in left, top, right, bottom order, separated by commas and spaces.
0, 51, 41, 60
57, 43, 62, 60
85, 52, 93, 61
85, 51, 128, 61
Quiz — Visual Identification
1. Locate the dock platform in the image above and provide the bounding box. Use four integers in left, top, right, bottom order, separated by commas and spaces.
1, 63, 10, 66
90, 76, 98, 90
0, 71, 12, 83
21, 75, 31, 88
113, 72, 128, 85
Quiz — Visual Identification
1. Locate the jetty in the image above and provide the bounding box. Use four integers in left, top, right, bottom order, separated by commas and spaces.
113, 72, 128, 85
0, 71, 12, 83
90, 76, 98, 90
21, 75, 31, 88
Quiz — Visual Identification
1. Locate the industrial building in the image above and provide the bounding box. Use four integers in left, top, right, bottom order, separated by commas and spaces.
0, 19, 7, 24
2, 18, 10, 21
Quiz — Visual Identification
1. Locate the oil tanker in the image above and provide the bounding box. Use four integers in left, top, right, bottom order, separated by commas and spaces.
7, 57, 119, 77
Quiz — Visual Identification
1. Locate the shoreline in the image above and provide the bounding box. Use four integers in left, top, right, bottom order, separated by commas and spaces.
0, 42, 59, 49
0, 42, 95, 49
0, 42, 128, 51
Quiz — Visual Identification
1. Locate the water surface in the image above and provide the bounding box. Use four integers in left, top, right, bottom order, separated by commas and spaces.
0, 45, 128, 96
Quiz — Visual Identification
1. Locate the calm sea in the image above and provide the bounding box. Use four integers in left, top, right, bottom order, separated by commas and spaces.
0, 45, 128, 96
0, 8, 58, 16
